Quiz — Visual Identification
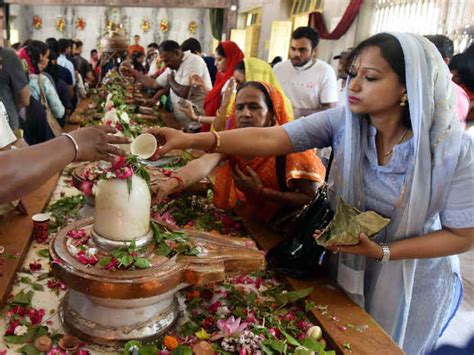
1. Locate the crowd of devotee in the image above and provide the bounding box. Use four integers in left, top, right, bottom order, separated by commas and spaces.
0, 14, 473, 354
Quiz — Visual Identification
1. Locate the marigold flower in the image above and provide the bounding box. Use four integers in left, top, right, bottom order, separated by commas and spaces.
163, 335, 179, 350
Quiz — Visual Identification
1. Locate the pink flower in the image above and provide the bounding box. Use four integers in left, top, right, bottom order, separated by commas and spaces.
239, 349, 247, 355
112, 156, 126, 170
202, 316, 215, 329
0, 350, 8, 355
47, 278, 66, 290
4, 320, 19, 335
115, 122, 123, 132
115, 166, 133, 180
78, 181, 93, 196
268, 327, 281, 339
75, 251, 98, 266
66, 229, 87, 239
208, 301, 221, 314
7, 305, 26, 318
104, 257, 119, 270
216, 316, 248, 337
29, 261, 42, 272
28, 308, 45, 325
297, 332, 306, 340
154, 211, 178, 229
296, 320, 313, 331
47, 349, 66, 355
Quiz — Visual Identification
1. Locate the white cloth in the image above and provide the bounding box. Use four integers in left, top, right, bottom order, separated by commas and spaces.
57, 54, 76, 85
0, 101, 16, 149
273, 59, 338, 118
337, 79, 347, 106
156, 51, 211, 128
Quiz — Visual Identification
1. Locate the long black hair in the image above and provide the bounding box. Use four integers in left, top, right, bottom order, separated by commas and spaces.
25, 40, 48, 74
348, 33, 411, 128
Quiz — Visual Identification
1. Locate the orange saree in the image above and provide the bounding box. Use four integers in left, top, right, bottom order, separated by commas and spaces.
212, 83, 326, 221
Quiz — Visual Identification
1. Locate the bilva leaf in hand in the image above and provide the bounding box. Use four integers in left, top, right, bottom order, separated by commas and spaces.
317, 197, 390, 247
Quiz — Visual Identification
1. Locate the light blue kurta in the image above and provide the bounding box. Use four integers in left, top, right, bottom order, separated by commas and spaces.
283, 105, 473, 353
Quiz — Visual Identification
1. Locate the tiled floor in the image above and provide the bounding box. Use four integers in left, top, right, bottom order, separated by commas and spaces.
436, 249, 474, 348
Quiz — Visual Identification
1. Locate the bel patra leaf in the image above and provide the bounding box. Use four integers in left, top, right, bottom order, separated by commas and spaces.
275, 288, 313, 306
134, 257, 151, 269
262, 339, 287, 353
155, 242, 172, 257
119, 255, 134, 268
17, 344, 41, 355
11, 290, 34, 306
280, 329, 301, 347
99, 256, 112, 267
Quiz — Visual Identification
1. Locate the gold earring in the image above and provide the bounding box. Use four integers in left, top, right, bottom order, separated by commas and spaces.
400, 93, 408, 107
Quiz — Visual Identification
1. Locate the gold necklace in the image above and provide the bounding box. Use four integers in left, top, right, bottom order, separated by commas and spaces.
383, 128, 408, 158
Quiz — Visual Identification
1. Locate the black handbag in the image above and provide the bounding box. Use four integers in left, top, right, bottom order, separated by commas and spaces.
265, 152, 334, 279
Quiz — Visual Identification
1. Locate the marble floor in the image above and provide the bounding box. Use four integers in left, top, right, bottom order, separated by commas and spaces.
436, 249, 474, 348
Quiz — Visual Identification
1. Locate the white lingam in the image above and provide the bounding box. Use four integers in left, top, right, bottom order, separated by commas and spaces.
93, 174, 151, 245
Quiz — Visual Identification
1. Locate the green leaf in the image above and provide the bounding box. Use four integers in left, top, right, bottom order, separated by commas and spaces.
134, 257, 151, 269
127, 239, 137, 253
180, 320, 200, 337
20, 277, 32, 284
275, 288, 313, 306
11, 290, 34, 306
184, 247, 199, 256
99, 256, 112, 267
305, 301, 316, 312
119, 255, 134, 268
246, 291, 257, 306
3, 327, 36, 344
18, 344, 40, 355
31, 283, 44, 292
127, 177, 132, 195
262, 339, 287, 353
155, 242, 172, 257
140, 344, 159, 355
171, 345, 193, 355
37, 249, 50, 258
123, 339, 142, 355
280, 329, 301, 347
302, 338, 325, 353
151, 221, 163, 243
343, 341, 352, 351
37, 273, 51, 281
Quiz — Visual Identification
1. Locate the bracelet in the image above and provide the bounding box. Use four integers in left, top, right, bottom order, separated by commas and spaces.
207, 131, 221, 153
170, 175, 185, 194
376, 242, 391, 263
61, 133, 79, 162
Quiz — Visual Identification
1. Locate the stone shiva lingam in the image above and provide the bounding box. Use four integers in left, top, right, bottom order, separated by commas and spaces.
50, 157, 265, 346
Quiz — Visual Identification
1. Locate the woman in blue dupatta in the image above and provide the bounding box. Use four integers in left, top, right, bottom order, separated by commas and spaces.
148, 33, 473, 354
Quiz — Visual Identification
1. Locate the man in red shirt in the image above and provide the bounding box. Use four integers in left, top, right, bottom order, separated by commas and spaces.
128, 35, 145, 57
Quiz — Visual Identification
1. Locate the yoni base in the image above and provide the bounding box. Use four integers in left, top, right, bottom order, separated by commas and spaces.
60, 289, 181, 346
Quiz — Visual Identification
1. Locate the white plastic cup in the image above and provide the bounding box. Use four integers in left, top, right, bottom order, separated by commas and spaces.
131, 133, 157, 160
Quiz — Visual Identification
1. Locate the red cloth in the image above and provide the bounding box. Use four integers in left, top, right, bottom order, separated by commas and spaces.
128, 44, 145, 56
17, 47, 36, 74
203, 41, 244, 118
309, 0, 363, 40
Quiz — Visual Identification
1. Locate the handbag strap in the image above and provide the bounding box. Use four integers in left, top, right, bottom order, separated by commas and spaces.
276, 155, 289, 192
37, 74, 51, 111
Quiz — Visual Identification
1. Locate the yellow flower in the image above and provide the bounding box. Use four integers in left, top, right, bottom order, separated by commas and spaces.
195, 328, 211, 340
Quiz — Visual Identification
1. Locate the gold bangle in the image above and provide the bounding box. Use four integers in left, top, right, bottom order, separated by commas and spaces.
208, 131, 221, 153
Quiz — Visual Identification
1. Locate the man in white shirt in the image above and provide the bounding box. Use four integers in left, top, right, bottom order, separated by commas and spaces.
273, 27, 338, 118
57, 39, 76, 86
127, 40, 212, 131
333, 48, 352, 106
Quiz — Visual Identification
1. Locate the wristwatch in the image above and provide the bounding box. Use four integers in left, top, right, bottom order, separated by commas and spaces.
377, 243, 390, 263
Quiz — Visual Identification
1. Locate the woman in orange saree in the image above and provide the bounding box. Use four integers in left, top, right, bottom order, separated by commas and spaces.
154, 81, 326, 221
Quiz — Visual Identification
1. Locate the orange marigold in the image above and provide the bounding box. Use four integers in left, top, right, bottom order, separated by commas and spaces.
164, 335, 179, 350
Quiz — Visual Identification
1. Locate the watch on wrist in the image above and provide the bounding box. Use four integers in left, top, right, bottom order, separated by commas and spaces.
377, 242, 390, 263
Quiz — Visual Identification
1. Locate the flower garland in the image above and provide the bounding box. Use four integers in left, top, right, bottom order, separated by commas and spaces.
140, 18, 151, 33
75, 17, 86, 31
56, 17, 65, 33
188, 21, 197, 34
160, 19, 170, 33
33, 16, 42, 30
